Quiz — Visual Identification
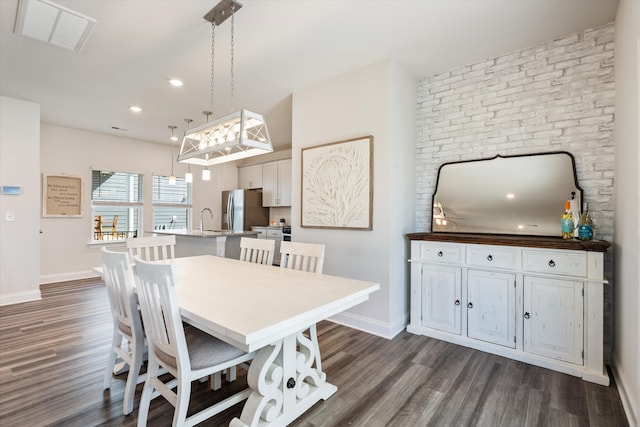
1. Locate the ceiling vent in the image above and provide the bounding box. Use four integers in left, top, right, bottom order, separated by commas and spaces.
14, 0, 96, 53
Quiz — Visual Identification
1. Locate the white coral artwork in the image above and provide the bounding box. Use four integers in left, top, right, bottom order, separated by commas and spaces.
302, 137, 372, 229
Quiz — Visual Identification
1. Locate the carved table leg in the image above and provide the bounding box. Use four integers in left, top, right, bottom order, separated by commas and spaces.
230, 330, 336, 427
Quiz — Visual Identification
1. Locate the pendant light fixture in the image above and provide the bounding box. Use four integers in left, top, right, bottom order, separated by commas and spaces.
202, 166, 211, 181
168, 125, 177, 185
177, 0, 272, 167
183, 118, 194, 183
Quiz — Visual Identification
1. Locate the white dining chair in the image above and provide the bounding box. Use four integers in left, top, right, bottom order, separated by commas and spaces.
101, 247, 146, 415
126, 235, 175, 261
279, 241, 326, 370
239, 237, 275, 266
133, 257, 254, 427
279, 241, 325, 273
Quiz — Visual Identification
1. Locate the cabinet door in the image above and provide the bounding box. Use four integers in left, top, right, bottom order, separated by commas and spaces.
421, 265, 462, 334
277, 159, 292, 206
262, 160, 292, 207
239, 164, 262, 189
262, 161, 278, 207
523, 276, 583, 364
467, 270, 516, 348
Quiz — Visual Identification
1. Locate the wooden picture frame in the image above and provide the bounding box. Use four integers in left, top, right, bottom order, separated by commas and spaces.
301, 136, 373, 230
42, 174, 83, 217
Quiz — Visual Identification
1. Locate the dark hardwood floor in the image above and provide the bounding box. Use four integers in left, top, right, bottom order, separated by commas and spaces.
0, 278, 629, 427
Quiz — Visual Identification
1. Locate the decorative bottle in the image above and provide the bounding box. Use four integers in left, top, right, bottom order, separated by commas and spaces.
561, 200, 574, 239
569, 192, 580, 237
578, 202, 594, 241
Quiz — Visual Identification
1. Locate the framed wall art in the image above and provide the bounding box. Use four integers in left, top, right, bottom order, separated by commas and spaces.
301, 135, 373, 230
42, 174, 83, 217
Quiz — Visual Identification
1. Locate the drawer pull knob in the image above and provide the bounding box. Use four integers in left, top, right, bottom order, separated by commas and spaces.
467, 302, 473, 309
524, 312, 531, 319
437, 251, 443, 257
548, 260, 556, 267
487, 255, 493, 261
454, 299, 460, 306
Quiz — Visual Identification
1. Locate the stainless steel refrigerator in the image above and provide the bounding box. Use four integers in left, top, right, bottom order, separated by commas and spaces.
222, 189, 270, 232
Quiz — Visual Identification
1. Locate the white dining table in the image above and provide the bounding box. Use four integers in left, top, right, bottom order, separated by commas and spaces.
159, 255, 379, 427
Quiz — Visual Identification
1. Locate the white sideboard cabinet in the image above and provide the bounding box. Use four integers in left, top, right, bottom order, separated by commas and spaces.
407, 233, 610, 385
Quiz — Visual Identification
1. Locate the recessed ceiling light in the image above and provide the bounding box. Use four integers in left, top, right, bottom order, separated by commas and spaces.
506, 193, 515, 199
517, 225, 525, 229
129, 106, 142, 113
168, 78, 183, 87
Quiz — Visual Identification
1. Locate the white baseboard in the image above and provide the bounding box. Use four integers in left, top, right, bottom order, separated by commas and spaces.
0, 289, 41, 306
329, 311, 407, 339
611, 356, 638, 427
40, 270, 100, 285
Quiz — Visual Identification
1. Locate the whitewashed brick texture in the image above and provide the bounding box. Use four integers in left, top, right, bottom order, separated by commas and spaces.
414, 23, 615, 359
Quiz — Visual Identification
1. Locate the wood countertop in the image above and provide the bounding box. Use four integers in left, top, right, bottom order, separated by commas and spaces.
406, 232, 610, 252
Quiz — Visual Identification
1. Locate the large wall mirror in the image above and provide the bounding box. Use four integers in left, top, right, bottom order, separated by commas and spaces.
432, 151, 582, 237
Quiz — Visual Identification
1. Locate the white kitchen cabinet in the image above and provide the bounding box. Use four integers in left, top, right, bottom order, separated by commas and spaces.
408, 235, 609, 385
523, 276, 583, 364
262, 159, 291, 207
421, 265, 462, 334
238, 164, 263, 189
251, 226, 267, 239
467, 270, 516, 348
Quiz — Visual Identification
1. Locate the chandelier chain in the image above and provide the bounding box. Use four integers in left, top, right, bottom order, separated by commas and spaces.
230, 4, 235, 112
210, 22, 216, 116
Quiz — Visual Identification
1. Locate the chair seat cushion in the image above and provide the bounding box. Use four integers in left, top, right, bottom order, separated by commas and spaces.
184, 325, 247, 370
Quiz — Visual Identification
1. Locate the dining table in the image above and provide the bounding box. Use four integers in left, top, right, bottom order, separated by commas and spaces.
146, 254, 379, 427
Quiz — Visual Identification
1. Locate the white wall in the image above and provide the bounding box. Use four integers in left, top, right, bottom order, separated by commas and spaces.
39, 123, 236, 283
613, 1, 640, 425
292, 59, 415, 338
0, 96, 41, 305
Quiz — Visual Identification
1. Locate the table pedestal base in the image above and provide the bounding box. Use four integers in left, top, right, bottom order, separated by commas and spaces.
230, 329, 336, 427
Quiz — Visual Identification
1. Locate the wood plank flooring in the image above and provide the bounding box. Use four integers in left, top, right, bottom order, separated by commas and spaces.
0, 278, 629, 426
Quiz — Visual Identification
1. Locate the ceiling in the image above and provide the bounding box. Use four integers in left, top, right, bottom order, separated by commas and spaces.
0, 0, 619, 151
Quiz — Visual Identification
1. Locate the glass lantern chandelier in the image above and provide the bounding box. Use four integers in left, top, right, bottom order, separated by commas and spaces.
178, 0, 272, 168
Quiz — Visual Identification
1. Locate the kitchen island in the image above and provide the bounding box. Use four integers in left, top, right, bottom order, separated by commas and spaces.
150, 229, 257, 259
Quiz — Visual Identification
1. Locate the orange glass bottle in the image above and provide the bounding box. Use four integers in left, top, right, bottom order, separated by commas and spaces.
561, 200, 574, 239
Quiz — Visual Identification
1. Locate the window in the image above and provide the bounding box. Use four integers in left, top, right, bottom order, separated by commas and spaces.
92, 170, 143, 241
152, 175, 191, 231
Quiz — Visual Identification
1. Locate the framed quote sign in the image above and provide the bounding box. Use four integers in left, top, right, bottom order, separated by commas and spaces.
42, 174, 83, 217
301, 135, 373, 230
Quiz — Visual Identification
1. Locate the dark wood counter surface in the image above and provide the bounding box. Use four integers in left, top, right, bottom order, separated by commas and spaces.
406, 232, 610, 252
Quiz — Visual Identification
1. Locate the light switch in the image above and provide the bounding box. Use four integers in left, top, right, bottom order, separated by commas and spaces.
5, 211, 15, 222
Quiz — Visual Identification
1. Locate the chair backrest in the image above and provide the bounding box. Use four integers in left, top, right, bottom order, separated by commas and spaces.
239, 237, 275, 266
101, 247, 142, 338
126, 235, 176, 261
280, 241, 325, 273
133, 257, 189, 372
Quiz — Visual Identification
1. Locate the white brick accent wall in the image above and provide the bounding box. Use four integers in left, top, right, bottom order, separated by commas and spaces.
414, 23, 615, 360
415, 23, 615, 243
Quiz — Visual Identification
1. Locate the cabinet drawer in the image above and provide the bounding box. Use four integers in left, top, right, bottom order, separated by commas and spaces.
420, 243, 463, 264
522, 249, 586, 277
251, 227, 267, 239
266, 229, 283, 240
466, 245, 519, 270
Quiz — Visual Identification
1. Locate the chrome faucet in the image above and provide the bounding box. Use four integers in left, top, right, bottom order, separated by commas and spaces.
199, 208, 213, 233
